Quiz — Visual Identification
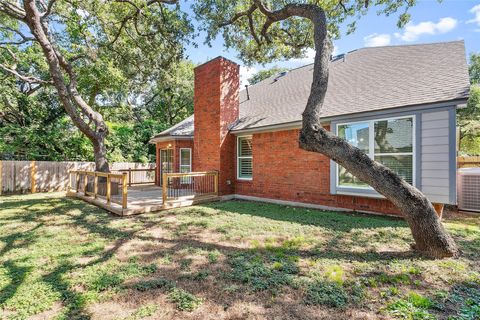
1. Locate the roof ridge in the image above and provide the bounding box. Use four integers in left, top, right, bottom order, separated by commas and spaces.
354, 39, 464, 51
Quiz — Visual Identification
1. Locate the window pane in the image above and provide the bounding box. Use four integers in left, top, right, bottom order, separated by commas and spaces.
374, 118, 413, 153
239, 158, 252, 178
375, 155, 413, 184
338, 122, 369, 152
180, 149, 191, 166
238, 137, 252, 156
338, 166, 369, 188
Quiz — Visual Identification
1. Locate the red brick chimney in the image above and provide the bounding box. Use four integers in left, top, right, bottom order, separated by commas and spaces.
193, 57, 240, 195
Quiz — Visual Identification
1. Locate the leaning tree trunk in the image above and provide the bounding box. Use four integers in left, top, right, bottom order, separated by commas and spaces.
254, 2, 458, 258
298, 7, 458, 258
23, 0, 110, 172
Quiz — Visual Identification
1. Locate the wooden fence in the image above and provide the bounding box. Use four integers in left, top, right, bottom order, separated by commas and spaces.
458, 156, 480, 168
0, 161, 155, 195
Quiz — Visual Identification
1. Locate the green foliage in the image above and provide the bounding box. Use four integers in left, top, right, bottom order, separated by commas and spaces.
247, 66, 289, 85
304, 279, 366, 308
324, 265, 345, 285
457, 53, 480, 155
227, 250, 298, 293
0, 1, 195, 162
470, 53, 480, 85
193, 0, 422, 66
125, 304, 158, 320
207, 249, 221, 263
167, 288, 203, 312
132, 278, 176, 292
304, 280, 349, 307
446, 286, 480, 320
387, 292, 435, 320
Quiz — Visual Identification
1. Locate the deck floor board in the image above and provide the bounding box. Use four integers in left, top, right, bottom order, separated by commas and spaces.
68, 184, 219, 215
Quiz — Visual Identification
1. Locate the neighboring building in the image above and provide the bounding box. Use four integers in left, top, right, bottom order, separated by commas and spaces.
150, 41, 470, 216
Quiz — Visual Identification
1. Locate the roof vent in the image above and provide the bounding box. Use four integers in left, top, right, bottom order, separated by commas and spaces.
331, 53, 346, 62
273, 71, 288, 82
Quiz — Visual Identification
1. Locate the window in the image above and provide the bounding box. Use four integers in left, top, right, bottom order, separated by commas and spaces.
179, 148, 191, 173
336, 116, 414, 189
237, 136, 253, 180
179, 148, 192, 184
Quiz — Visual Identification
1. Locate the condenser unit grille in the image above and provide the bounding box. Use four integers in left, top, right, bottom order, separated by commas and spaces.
458, 169, 480, 212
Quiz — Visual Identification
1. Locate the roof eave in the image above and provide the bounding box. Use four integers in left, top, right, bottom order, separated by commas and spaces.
149, 135, 194, 144
231, 98, 469, 135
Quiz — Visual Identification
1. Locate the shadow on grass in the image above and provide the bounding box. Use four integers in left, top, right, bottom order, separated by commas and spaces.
1, 194, 476, 319
199, 200, 407, 232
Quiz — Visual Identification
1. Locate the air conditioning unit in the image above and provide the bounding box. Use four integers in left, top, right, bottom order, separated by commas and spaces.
458, 167, 480, 213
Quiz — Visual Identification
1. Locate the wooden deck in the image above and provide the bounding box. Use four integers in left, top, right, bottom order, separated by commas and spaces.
67, 184, 220, 215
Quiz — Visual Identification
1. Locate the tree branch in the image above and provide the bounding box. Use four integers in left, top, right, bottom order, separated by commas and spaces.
0, 0, 26, 19
0, 63, 53, 84
41, 0, 56, 18
219, 4, 257, 27
0, 26, 36, 45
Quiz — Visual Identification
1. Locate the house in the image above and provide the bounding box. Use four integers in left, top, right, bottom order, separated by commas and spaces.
150, 41, 470, 216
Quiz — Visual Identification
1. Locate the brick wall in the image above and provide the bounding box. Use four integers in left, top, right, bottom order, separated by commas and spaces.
193, 57, 239, 195
234, 128, 401, 216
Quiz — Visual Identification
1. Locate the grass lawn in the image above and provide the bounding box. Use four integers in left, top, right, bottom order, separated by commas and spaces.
0, 193, 479, 320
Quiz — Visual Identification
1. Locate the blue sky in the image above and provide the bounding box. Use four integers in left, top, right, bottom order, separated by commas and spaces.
182, 0, 480, 85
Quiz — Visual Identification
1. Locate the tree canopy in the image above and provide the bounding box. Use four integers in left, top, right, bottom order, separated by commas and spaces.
0, 0, 194, 163
458, 53, 480, 155
248, 66, 288, 85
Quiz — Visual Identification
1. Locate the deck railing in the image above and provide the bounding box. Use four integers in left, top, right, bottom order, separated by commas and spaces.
69, 170, 128, 209
117, 168, 156, 186
162, 171, 218, 203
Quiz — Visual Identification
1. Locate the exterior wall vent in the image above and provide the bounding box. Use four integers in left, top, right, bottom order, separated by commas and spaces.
458, 167, 480, 212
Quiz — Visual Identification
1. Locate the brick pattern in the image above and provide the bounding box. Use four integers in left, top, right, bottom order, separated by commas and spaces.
193, 57, 239, 195
234, 128, 401, 216
155, 139, 194, 186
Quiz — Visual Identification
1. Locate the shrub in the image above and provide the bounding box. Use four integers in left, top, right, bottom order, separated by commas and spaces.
132, 278, 175, 292
304, 280, 349, 308
207, 250, 221, 263
167, 288, 202, 312
387, 292, 435, 320
227, 252, 297, 293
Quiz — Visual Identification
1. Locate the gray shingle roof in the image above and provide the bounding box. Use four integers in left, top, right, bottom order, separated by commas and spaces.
152, 41, 470, 139
151, 115, 194, 139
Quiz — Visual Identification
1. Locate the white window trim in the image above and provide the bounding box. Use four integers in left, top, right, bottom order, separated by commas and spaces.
179, 148, 192, 173
335, 114, 416, 192
237, 135, 253, 181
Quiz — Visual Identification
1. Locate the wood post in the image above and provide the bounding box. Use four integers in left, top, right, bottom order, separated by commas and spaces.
67, 170, 71, 193
83, 173, 88, 195
162, 173, 167, 204
106, 174, 111, 205
128, 168, 132, 187
75, 172, 80, 193
122, 172, 128, 210
433, 203, 444, 220
214, 172, 218, 195
30, 161, 36, 193
94, 173, 98, 199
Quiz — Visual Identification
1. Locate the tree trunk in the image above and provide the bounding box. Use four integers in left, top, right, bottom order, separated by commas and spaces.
299, 8, 458, 258
22, 0, 110, 172
93, 139, 110, 173
254, 2, 459, 258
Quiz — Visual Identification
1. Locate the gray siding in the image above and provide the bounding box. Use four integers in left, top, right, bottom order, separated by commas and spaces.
420, 109, 455, 204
